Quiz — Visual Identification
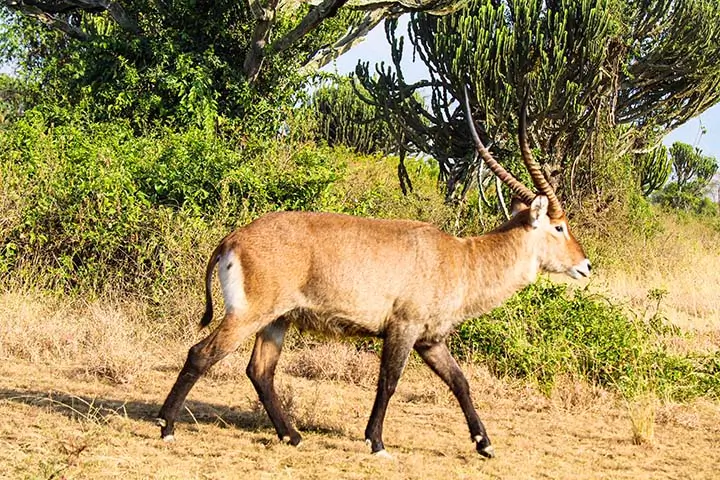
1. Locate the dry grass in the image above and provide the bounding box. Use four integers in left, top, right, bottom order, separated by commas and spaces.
549, 374, 615, 413
1, 358, 719, 479
283, 339, 380, 387
627, 394, 658, 446
0, 290, 159, 384
590, 213, 720, 335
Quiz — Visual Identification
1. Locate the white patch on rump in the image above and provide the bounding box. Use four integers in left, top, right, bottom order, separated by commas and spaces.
218, 251, 247, 313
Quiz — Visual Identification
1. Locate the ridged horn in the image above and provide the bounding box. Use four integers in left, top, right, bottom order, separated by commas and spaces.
518, 94, 564, 218
463, 85, 535, 207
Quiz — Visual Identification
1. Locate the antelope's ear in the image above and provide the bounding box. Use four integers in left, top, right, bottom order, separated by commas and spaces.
528, 195, 548, 228
510, 197, 529, 217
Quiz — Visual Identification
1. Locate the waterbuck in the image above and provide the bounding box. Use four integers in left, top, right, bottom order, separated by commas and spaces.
156, 91, 591, 459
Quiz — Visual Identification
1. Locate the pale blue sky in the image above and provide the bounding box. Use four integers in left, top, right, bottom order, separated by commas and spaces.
325, 20, 720, 161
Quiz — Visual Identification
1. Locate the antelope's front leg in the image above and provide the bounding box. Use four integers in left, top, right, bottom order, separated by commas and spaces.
364, 326, 418, 458
415, 340, 494, 458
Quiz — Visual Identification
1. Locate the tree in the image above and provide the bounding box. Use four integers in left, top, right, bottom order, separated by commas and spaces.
0, 1, 363, 134
670, 143, 717, 193
356, 0, 720, 202
307, 75, 395, 154
657, 142, 718, 212
633, 145, 672, 197
1, 0, 468, 82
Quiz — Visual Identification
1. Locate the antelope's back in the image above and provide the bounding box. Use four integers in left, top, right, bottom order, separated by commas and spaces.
220, 211, 467, 332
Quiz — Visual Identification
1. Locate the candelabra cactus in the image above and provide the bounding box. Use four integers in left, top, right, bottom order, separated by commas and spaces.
635, 146, 672, 196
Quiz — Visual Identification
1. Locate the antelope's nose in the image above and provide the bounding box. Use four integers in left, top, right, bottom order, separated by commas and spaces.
578, 259, 592, 277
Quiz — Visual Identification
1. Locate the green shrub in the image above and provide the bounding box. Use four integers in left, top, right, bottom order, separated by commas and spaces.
0, 112, 343, 294
1, 114, 158, 291
450, 279, 719, 400
221, 142, 342, 215
452, 281, 641, 391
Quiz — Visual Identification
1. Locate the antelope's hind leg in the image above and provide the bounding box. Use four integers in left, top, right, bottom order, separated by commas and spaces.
156, 311, 270, 441
246, 316, 302, 445
414, 341, 494, 458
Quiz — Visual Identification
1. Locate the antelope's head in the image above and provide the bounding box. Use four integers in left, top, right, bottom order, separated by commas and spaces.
464, 87, 591, 280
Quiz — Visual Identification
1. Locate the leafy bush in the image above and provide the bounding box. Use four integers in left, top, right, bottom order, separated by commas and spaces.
1, 114, 158, 291
0, 112, 342, 294
450, 279, 719, 400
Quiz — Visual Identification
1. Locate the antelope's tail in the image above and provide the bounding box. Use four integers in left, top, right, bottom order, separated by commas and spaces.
200, 243, 224, 328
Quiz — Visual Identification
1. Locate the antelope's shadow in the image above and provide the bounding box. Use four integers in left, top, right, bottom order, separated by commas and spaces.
0, 386, 345, 438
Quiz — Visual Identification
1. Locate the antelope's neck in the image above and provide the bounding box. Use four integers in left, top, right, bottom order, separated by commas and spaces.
460, 227, 539, 318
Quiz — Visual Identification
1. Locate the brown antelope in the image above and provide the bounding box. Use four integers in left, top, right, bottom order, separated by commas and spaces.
156, 90, 591, 459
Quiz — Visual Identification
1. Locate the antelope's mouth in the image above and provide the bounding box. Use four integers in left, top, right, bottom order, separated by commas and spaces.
568, 259, 592, 279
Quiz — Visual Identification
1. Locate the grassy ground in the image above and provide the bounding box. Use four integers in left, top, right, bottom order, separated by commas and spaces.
2, 351, 719, 479
1, 165, 719, 477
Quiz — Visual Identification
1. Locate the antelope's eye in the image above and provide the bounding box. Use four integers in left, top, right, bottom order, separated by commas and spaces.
555, 225, 564, 233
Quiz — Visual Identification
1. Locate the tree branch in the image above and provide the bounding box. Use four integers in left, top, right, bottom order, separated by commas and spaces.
7, 3, 87, 39
270, 0, 349, 56
300, 7, 394, 73
4, 0, 138, 34
243, 0, 281, 83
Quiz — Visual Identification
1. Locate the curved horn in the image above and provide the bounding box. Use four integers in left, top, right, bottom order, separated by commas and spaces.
463, 85, 535, 207
518, 96, 564, 218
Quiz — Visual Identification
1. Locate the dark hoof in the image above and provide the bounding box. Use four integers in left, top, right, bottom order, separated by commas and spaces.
156, 417, 174, 440
365, 438, 385, 455
474, 435, 495, 459
282, 432, 303, 446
